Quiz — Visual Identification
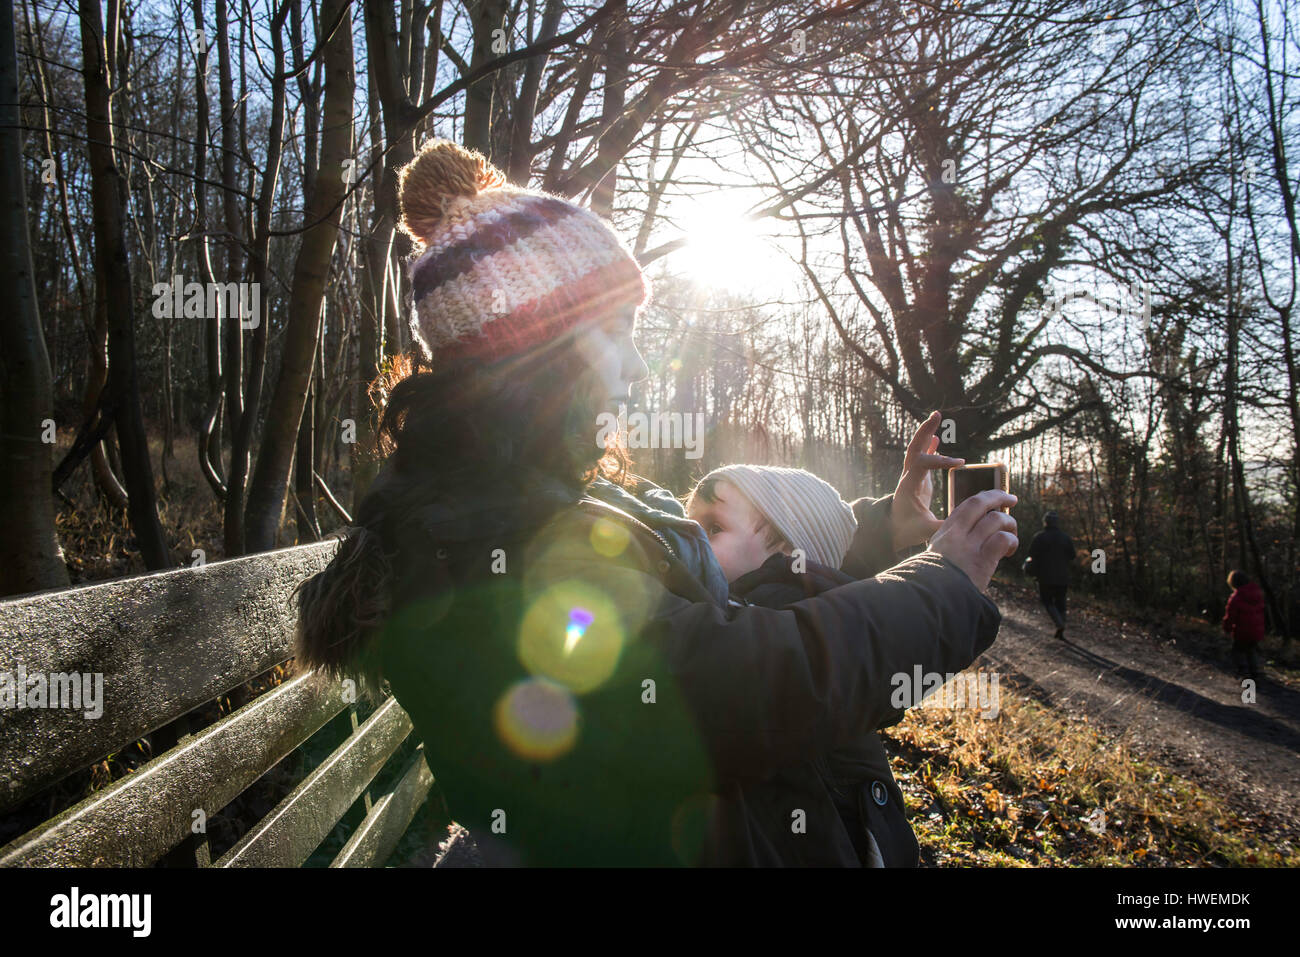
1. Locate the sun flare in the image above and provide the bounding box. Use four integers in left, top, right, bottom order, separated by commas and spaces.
674, 196, 791, 295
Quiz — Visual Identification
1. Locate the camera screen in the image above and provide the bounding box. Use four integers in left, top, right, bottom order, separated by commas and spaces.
949, 464, 1007, 512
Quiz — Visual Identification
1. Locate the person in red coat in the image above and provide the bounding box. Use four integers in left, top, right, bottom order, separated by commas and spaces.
1223, 570, 1266, 680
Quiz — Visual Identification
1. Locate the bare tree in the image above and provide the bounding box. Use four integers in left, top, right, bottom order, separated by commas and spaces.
244, 0, 354, 550
77, 0, 170, 568
738, 1, 1214, 458
1, 0, 70, 595
1238, 0, 1299, 639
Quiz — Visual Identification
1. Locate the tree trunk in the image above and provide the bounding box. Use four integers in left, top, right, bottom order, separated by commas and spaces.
589, 0, 626, 217
294, 368, 321, 543
463, 0, 507, 160
191, 0, 226, 501
354, 0, 418, 506
218, 0, 247, 554
23, 0, 127, 512
78, 0, 170, 570
244, 0, 353, 551
0, 0, 69, 595
86, 291, 129, 508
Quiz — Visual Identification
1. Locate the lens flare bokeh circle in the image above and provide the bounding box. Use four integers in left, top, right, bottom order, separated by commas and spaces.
518, 583, 625, 693
493, 676, 580, 761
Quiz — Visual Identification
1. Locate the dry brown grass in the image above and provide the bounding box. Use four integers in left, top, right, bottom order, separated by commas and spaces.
53, 430, 292, 585
885, 680, 1297, 867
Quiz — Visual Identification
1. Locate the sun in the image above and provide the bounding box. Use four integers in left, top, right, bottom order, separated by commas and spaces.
674, 194, 793, 295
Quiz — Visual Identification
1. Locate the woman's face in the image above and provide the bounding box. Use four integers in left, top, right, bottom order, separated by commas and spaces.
573, 302, 650, 410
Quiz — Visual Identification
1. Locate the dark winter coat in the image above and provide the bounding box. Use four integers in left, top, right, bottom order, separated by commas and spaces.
376, 473, 1002, 866
1026, 522, 1076, 587
726, 497, 937, 868
1223, 582, 1267, 644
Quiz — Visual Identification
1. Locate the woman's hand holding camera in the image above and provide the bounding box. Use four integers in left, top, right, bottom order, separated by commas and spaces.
928, 490, 1019, 593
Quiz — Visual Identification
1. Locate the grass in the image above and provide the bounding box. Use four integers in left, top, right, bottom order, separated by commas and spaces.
885, 680, 1298, 867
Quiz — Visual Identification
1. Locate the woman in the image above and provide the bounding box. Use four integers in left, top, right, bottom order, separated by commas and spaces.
295, 140, 1018, 866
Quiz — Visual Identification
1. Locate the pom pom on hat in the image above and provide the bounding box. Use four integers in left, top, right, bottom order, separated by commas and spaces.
398, 141, 507, 246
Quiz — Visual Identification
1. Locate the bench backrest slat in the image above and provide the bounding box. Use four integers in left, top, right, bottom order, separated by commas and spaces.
0, 541, 336, 815
0, 669, 347, 867
331, 747, 435, 868
216, 697, 414, 868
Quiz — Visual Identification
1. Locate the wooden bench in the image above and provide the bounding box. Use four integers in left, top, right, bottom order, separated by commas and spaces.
0, 542, 439, 867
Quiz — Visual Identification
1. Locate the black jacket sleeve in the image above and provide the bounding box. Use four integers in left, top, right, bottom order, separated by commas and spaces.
528, 510, 1002, 783
840, 494, 901, 580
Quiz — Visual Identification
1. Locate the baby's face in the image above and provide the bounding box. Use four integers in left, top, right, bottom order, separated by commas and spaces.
688, 480, 784, 583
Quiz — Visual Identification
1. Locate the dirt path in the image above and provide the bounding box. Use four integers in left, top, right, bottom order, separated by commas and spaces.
981, 582, 1300, 852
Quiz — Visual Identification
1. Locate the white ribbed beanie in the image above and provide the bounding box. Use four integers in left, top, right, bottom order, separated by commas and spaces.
692, 465, 857, 568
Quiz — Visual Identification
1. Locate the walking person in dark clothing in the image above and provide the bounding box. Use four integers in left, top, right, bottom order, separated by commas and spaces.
1223, 570, 1266, 681
1024, 511, 1077, 638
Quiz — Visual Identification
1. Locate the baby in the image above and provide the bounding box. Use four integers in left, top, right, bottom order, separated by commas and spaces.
685, 464, 858, 583
685, 463, 919, 867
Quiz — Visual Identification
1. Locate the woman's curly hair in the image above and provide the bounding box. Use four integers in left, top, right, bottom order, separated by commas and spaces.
293, 340, 630, 696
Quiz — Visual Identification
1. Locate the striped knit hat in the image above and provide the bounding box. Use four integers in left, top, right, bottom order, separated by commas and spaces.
397, 140, 649, 363
690, 465, 858, 568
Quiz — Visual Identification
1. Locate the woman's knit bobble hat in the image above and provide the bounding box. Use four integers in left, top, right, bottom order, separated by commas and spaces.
397, 139, 650, 364
694, 464, 858, 568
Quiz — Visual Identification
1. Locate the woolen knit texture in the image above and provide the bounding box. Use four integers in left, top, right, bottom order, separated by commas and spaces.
397, 140, 649, 364
692, 465, 858, 568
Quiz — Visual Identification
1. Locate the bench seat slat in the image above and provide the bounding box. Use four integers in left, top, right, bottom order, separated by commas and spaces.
216, 697, 414, 868
0, 669, 346, 867
331, 746, 436, 868
0, 541, 336, 815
